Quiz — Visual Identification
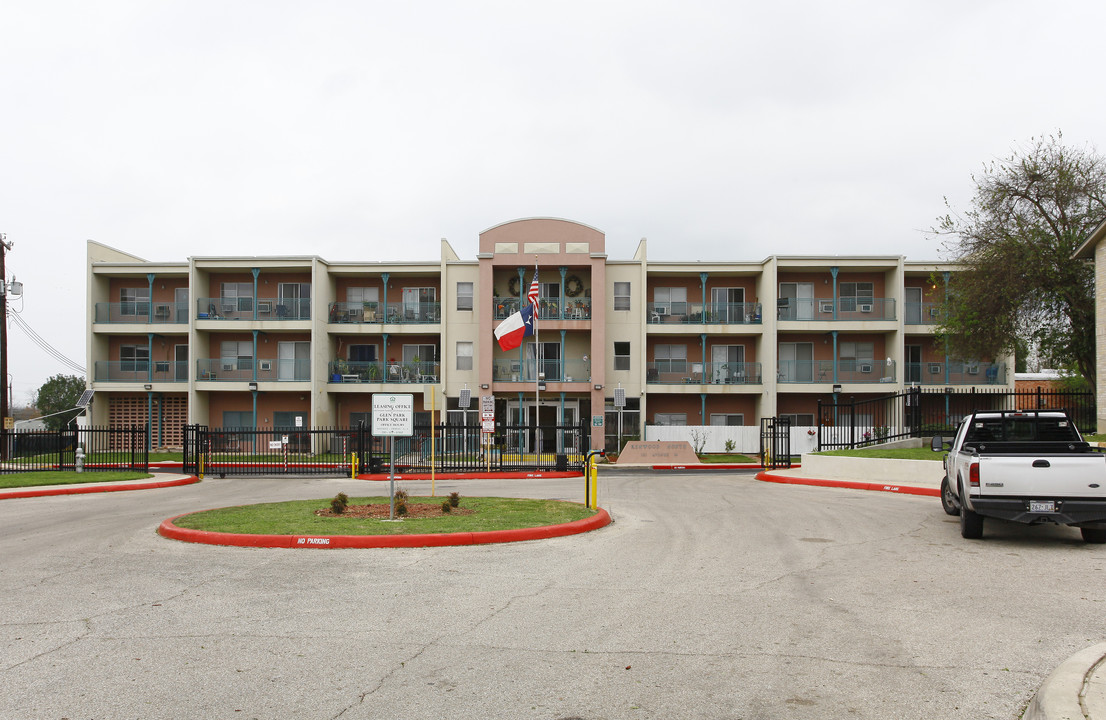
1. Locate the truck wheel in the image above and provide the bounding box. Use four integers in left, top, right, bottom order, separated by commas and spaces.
1081, 527, 1106, 544
960, 502, 984, 539
940, 477, 959, 516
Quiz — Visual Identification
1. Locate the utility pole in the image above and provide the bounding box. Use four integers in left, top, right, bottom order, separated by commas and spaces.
0, 234, 10, 460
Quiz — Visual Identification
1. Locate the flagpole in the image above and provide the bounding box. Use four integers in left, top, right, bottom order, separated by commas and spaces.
533, 260, 540, 460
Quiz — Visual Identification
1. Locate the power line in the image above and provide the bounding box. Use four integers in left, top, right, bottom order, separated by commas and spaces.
8, 312, 85, 374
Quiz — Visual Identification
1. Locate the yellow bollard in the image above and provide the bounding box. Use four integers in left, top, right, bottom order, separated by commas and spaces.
198, 455, 204, 480
351, 453, 358, 479
589, 458, 598, 509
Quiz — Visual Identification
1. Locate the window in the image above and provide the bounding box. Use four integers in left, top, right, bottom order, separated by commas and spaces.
780, 413, 815, 426
655, 413, 687, 426
614, 341, 630, 371
613, 282, 631, 311
539, 282, 560, 301
119, 288, 150, 317
221, 340, 253, 371
278, 282, 310, 319
350, 411, 371, 429
654, 344, 687, 373
349, 345, 377, 362
778, 342, 813, 382
654, 287, 687, 315
222, 410, 255, 428
710, 413, 744, 426
120, 344, 149, 372
839, 282, 874, 312
220, 282, 253, 314
456, 341, 473, 371
839, 341, 874, 372
402, 287, 437, 321
456, 282, 473, 311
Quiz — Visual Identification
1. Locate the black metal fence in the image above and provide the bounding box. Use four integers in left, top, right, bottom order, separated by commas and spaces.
183, 421, 591, 477
817, 387, 1096, 450
759, 417, 792, 469
0, 425, 149, 473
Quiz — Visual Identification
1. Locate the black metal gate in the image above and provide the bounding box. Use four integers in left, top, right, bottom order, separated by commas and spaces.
758, 417, 792, 469
0, 425, 148, 473
184, 421, 590, 477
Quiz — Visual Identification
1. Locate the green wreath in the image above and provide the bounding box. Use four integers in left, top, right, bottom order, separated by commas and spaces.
507, 276, 521, 297
564, 274, 584, 297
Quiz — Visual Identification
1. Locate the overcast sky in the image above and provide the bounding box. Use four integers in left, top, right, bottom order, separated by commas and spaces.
1, 0, 1104, 406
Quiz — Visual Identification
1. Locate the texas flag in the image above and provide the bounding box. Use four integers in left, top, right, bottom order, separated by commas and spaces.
494, 303, 535, 351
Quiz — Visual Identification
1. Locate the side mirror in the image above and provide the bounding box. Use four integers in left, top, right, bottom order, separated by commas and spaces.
930, 436, 947, 452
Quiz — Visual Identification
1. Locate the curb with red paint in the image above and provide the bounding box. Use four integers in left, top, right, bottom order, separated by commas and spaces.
0, 475, 200, 500
357, 470, 583, 481
158, 507, 611, 548
755, 471, 939, 497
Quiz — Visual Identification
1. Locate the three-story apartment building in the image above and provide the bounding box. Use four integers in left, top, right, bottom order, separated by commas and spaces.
87, 217, 1011, 451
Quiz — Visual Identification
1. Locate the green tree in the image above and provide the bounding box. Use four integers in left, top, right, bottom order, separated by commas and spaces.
32, 374, 86, 431
933, 133, 1106, 386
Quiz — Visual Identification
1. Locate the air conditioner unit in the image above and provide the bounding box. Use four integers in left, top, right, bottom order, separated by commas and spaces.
654, 306, 668, 315
221, 360, 236, 371
258, 360, 272, 371
967, 364, 980, 375
819, 301, 835, 313
858, 303, 873, 313
859, 363, 873, 373
929, 307, 940, 317
928, 364, 942, 374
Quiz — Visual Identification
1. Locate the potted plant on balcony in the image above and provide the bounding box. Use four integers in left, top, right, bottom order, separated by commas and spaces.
366, 363, 379, 382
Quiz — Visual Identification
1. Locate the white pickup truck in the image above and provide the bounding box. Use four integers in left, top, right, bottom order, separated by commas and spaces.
932, 410, 1106, 543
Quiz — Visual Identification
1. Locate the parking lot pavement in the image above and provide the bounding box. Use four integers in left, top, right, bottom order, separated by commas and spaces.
1, 471, 1104, 719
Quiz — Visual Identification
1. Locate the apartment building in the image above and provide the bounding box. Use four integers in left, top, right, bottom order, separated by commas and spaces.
86, 217, 1011, 451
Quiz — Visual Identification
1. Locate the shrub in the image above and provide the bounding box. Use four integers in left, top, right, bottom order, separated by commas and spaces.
330, 493, 349, 514
448, 491, 460, 508
395, 496, 408, 516
394, 488, 408, 502
441, 500, 452, 514
724, 439, 736, 453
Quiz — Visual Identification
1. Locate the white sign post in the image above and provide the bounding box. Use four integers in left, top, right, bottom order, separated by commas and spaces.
481, 395, 495, 471
372, 394, 415, 519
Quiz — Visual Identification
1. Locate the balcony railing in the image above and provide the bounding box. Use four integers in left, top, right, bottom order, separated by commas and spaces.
646, 302, 763, 324
777, 297, 896, 321
197, 297, 311, 321
328, 301, 440, 324
328, 360, 440, 383
93, 361, 187, 382
904, 302, 943, 325
904, 361, 1006, 385
94, 302, 188, 324
197, 358, 311, 382
645, 361, 762, 384
493, 297, 592, 321
777, 360, 897, 384
491, 358, 591, 382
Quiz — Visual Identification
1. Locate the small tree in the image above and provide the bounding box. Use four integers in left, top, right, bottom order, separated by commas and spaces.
32, 375, 86, 430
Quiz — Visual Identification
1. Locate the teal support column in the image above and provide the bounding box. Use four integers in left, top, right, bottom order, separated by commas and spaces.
146, 387, 154, 451
251, 389, 258, 432
560, 330, 566, 380
830, 266, 839, 320
251, 268, 260, 320
700, 393, 706, 424
381, 272, 390, 322
147, 332, 154, 383
832, 330, 839, 384
700, 272, 709, 324
518, 392, 524, 425
942, 272, 951, 385
252, 330, 259, 381
146, 273, 155, 325
559, 266, 567, 320
382, 333, 389, 377
701, 333, 707, 382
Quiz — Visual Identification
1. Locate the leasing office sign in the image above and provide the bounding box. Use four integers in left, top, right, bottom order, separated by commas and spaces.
371, 394, 414, 437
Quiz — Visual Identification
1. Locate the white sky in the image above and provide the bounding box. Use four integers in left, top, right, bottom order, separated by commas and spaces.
1, 0, 1104, 405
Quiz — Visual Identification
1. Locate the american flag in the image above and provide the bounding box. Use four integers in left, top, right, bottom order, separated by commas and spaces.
527, 268, 539, 309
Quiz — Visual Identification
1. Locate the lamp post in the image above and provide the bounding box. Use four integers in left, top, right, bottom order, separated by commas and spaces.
0, 236, 12, 460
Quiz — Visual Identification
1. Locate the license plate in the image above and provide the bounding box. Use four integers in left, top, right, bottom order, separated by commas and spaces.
1030, 501, 1055, 513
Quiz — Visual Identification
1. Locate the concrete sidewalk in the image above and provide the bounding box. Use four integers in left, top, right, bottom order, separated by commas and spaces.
0, 474, 198, 500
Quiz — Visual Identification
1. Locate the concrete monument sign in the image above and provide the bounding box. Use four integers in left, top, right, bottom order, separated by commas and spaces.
617, 440, 699, 464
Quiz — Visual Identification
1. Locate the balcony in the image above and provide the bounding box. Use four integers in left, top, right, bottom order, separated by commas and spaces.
777, 297, 896, 322
644, 361, 762, 384
93, 361, 187, 383
646, 302, 763, 325
327, 301, 440, 324
904, 302, 943, 325
777, 360, 897, 384
493, 297, 592, 321
327, 360, 439, 384
197, 358, 311, 382
197, 297, 311, 321
94, 302, 188, 324
904, 361, 1005, 385
492, 358, 591, 383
